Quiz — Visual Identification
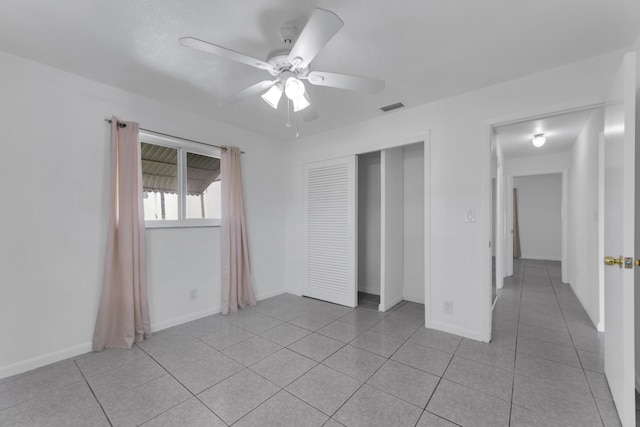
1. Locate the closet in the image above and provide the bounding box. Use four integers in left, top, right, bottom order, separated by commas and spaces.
357, 142, 425, 311
302, 141, 425, 311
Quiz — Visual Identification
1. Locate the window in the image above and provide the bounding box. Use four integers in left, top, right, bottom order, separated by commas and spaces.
140, 131, 221, 227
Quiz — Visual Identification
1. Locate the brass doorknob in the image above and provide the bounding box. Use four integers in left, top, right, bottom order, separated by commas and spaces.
604, 256, 623, 267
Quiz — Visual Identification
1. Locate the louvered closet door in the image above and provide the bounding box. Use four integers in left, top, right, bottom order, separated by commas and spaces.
302, 156, 357, 307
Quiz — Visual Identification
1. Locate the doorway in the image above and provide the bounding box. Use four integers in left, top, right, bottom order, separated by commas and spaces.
490, 103, 639, 423
492, 107, 599, 316
356, 142, 425, 312
512, 173, 563, 263
301, 137, 428, 315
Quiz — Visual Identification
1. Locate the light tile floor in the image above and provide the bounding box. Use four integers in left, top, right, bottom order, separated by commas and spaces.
0, 259, 626, 426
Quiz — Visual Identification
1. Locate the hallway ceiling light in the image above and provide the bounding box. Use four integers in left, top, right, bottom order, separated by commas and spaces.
532, 133, 546, 148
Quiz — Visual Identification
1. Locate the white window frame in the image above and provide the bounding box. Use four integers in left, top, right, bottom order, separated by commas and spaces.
140, 131, 222, 228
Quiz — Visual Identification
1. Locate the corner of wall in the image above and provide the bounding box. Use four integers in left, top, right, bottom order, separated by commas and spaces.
567, 281, 599, 330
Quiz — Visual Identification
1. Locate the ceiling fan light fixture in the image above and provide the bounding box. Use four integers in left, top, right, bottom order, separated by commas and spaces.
261, 85, 283, 109
292, 93, 311, 112
532, 133, 546, 148
285, 77, 306, 100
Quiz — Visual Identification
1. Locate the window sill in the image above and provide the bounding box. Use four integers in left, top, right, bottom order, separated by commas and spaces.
145, 219, 221, 229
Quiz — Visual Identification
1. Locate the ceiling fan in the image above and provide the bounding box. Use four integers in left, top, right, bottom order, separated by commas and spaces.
179, 8, 385, 122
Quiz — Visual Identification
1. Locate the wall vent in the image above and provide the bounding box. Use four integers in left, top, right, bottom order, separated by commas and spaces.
379, 102, 405, 112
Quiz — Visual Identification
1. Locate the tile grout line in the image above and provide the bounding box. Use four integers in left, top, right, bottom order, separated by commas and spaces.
201, 303, 383, 426
417, 336, 465, 426
515, 260, 610, 425
507, 258, 525, 427
326, 346, 410, 423
183, 302, 370, 425
316, 307, 436, 425
73, 359, 114, 427
230, 314, 359, 426
132, 343, 226, 426
0, 358, 90, 414
546, 261, 609, 427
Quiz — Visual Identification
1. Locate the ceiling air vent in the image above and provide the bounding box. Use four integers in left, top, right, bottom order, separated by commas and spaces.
379, 102, 405, 112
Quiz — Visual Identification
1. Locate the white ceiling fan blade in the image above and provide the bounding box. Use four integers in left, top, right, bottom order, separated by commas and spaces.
219, 80, 276, 106
288, 8, 344, 69
300, 104, 319, 122
179, 37, 275, 73
307, 71, 385, 94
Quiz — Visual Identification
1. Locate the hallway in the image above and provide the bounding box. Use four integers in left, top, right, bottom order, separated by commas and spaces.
496, 258, 618, 426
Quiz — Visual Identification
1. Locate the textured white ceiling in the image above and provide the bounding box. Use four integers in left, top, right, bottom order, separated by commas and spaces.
496, 109, 596, 159
1, 0, 638, 140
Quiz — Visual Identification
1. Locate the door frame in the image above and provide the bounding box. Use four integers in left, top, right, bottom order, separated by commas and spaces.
486, 103, 603, 279
504, 170, 568, 274
483, 103, 604, 344
373, 134, 430, 320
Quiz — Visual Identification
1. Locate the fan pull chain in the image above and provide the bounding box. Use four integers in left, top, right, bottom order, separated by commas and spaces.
285, 99, 291, 128
296, 116, 300, 139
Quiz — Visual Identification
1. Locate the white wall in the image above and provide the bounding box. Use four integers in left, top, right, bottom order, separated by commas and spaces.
505, 152, 572, 176
357, 151, 381, 295
284, 50, 623, 342
403, 143, 425, 303
0, 51, 287, 378
568, 109, 604, 329
513, 174, 563, 261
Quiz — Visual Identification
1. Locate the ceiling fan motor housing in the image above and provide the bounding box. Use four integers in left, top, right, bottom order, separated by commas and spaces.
266, 49, 309, 77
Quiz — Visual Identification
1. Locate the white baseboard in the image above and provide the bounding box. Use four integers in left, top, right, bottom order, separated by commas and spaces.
151, 307, 221, 332
520, 255, 562, 261
152, 288, 289, 332
429, 320, 486, 342
0, 342, 92, 380
256, 288, 289, 301
402, 295, 425, 304
567, 281, 599, 330
285, 289, 303, 297
0, 288, 291, 380
379, 294, 403, 312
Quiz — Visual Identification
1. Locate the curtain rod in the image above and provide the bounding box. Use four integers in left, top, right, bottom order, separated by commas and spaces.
104, 119, 245, 153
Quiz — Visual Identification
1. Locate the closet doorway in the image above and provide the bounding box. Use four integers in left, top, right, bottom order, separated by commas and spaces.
301, 138, 428, 315
357, 142, 425, 311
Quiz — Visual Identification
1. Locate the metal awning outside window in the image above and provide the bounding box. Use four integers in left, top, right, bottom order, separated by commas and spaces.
141, 143, 220, 195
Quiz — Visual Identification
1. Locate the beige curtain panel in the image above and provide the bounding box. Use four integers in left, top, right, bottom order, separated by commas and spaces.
93, 117, 150, 351
221, 146, 256, 314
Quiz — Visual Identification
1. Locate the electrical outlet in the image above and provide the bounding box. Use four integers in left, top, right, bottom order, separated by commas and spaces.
189, 289, 198, 301
465, 209, 475, 223
443, 301, 453, 314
